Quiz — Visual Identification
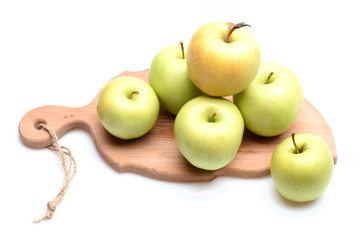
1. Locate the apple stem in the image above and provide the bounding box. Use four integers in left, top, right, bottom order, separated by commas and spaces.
266, 72, 274, 84
129, 90, 139, 99
226, 22, 251, 43
208, 113, 217, 122
180, 41, 185, 59
292, 133, 300, 154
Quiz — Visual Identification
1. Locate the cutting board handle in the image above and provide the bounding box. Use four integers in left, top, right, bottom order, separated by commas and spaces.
19, 104, 93, 148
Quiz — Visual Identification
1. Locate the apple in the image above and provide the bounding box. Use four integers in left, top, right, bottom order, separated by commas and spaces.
270, 133, 334, 202
174, 95, 244, 170
233, 61, 303, 137
149, 41, 203, 115
96, 76, 159, 140
186, 21, 261, 97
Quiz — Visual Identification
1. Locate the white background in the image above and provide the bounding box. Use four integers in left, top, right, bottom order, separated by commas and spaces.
1, 0, 359, 239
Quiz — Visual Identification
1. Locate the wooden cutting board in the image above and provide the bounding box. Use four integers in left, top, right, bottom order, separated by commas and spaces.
19, 69, 337, 182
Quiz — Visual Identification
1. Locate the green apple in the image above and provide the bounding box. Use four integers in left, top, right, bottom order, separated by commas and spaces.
270, 133, 334, 202
174, 95, 244, 170
233, 61, 303, 137
187, 21, 261, 97
96, 76, 159, 139
149, 41, 203, 115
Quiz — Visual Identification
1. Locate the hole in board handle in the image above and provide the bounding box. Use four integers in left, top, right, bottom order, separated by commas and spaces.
34, 120, 48, 130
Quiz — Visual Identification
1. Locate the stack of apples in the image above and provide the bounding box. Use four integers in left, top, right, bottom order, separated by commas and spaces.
96, 21, 334, 202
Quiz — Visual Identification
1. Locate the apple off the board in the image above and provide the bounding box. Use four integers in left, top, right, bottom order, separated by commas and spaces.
19, 69, 337, 182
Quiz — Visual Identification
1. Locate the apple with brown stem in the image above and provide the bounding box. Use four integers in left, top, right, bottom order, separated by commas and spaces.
270, 133, 334, 202
149, 41, 203, 115
187, 21, 261, 97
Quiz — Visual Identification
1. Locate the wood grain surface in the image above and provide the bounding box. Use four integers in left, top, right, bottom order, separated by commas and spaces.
19, 69, 337, 182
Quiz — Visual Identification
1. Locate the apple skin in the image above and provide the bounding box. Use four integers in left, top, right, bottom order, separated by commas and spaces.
174, 95, 244, 170
270, 133, 334, 202
187, 21, 261, 97
96, 76, 159, 140
233, 61, 303, 137
149, 43, 203, 115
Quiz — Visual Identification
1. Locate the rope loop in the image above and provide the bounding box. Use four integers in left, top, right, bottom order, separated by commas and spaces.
33, 123, 77, 223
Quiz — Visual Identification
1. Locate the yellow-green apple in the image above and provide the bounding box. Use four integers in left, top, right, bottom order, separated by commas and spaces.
174, 95, 244, 170
270, 133, 334, 202
96, 76, 159, 139
149, 41, 203, 115
233, 61, 303, 137
187, 21, 261, 97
